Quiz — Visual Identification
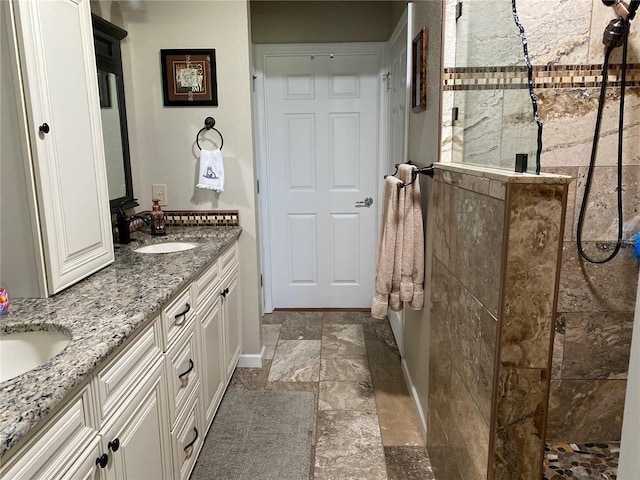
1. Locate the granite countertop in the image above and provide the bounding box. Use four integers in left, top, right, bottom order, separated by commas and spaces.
0, 225, 242, 459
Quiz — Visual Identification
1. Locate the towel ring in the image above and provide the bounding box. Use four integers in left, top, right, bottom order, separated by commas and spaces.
196, 117, 224, 150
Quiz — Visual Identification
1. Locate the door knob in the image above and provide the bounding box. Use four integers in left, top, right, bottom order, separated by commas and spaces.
355, 197, 373, 208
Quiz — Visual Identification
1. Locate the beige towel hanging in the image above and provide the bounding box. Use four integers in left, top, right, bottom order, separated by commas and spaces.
371, 176, 403, 319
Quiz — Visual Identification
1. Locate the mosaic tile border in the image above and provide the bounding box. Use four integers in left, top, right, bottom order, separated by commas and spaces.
113, 210, 239, 241
443, 63, 640, 90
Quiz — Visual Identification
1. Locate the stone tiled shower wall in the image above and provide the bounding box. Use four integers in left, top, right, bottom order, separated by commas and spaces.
443, 0, 640, 443
427, 164, 567, 479
524, 0, 640, 443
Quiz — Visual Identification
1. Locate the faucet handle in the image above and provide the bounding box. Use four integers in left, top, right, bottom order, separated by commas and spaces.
117, 198, 138, 217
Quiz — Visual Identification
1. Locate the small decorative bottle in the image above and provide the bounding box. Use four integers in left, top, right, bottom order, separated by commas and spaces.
150, 199, 166, 236
0, 285, 9, 316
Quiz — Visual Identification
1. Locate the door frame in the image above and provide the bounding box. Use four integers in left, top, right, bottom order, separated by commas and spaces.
385, 5, 412, 356
253, 42, 387, 313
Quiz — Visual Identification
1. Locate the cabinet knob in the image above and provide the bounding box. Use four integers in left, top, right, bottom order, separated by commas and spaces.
108, 438, 120, 452
96, 453, 108, 468
39, 123, 50, 134
221, 287, 229, 298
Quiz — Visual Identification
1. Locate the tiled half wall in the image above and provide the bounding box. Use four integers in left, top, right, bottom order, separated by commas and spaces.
427, 163, 569, 479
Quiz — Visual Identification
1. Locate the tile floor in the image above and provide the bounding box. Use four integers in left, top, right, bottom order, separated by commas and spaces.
227, 310, 435, 480
543, 443, 619, 480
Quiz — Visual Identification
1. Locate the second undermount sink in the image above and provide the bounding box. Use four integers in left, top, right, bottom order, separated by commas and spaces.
134, 242, 199, 254
0, 330, 71, 383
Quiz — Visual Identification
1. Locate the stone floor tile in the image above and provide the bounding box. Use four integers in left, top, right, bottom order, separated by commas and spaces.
315, 410, 387, 480
268, 340, 321, 382
263, 324, 281, 360
323, 310, 368, 324
375, 382, 426, 447
322, 324, 367, 359
228, 360, 271, 391
320, 357, 372, 382
318, 381, 376, 412
280, 316, 324, 340
366, 331, 404, 385
384, 446, 435, 480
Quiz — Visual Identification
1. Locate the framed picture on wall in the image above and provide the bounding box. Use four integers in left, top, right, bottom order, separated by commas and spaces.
411, 28, 427, 112
160, 49, 218, 106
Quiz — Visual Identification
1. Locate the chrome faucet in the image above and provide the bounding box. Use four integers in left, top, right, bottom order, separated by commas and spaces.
116, 199, 150, 244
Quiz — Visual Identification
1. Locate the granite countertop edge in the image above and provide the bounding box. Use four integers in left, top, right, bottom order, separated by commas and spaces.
0, 225, 242, 459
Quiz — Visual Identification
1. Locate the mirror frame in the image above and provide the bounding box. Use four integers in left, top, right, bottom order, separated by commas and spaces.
92, 15, 134, 212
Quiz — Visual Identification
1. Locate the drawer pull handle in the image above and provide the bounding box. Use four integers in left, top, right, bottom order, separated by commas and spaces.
96, 453, 108, 468
108, 438, 120, 452
178, 359, 194, 379
184, 427, 199, 452
174, 303, 191, 322
220, 287, 229, 298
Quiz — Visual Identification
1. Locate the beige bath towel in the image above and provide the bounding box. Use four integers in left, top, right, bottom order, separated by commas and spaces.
398, 164, 425, 310
372, 176, 403, 319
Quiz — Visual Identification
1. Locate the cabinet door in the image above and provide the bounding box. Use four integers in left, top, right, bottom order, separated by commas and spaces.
223, 270, 241, 379
101, 359, 172, 480
9, 0, 114, 294
197, 291, 224, 430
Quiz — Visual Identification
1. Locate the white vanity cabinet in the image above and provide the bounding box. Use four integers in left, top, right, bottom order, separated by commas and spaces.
5, 0, 114, 296
0, 240, 242, 480
195, 242, 241, 430
0, 385, 97, 479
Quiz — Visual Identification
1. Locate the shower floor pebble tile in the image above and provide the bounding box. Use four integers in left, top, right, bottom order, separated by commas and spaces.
544, 442, 619, 480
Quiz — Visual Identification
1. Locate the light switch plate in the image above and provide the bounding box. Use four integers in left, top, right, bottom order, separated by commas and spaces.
152, 184, 167, 206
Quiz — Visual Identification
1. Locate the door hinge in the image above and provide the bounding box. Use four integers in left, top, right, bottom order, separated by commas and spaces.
456, 2, 463, 21
382, 72, 392, 91
452, 107, 459, 122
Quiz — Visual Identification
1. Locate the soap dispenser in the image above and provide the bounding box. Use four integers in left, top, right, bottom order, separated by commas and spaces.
150, 199, 166, 236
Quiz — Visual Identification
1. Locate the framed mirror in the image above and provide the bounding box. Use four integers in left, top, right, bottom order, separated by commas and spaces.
92, 15, 135, 212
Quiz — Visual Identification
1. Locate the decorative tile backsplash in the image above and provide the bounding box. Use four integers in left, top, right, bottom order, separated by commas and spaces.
113, 210, 239, 242
444, 63, 640, 90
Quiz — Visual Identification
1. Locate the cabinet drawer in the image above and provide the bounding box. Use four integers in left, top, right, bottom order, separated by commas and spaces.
195, 259, 220, 304
162, 286, 194, 351
94, 319, 162, 428
219, 242, 238, 276
0, 385, 95, 480
165, 319, 200, 428
171, 388, 204, 480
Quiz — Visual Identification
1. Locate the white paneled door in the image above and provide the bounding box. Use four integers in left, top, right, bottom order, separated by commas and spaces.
263, 50, 381, 308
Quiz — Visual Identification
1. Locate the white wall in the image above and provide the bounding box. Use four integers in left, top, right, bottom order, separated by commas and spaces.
402, 0, 445, 435
0, 3, 46, 298
619, 272, 640, 478
250, 1, 402, 44
96, 0, 262, 356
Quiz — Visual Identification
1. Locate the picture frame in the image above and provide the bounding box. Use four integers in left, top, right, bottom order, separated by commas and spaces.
160, 49, 218, 106
411, 28, 427, 112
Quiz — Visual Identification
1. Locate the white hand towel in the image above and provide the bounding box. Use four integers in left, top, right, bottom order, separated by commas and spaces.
197, 149, 224, 192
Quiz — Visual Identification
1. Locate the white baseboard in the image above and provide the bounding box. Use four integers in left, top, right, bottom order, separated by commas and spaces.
237, 345, 265, 368
402, 358, 427, 436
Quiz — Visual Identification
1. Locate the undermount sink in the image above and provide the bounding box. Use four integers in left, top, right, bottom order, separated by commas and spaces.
134, 242, 199, 254
0, 330, 71, 383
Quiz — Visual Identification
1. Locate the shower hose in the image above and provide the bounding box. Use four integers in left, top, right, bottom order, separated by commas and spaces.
576, 11, 634, 264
